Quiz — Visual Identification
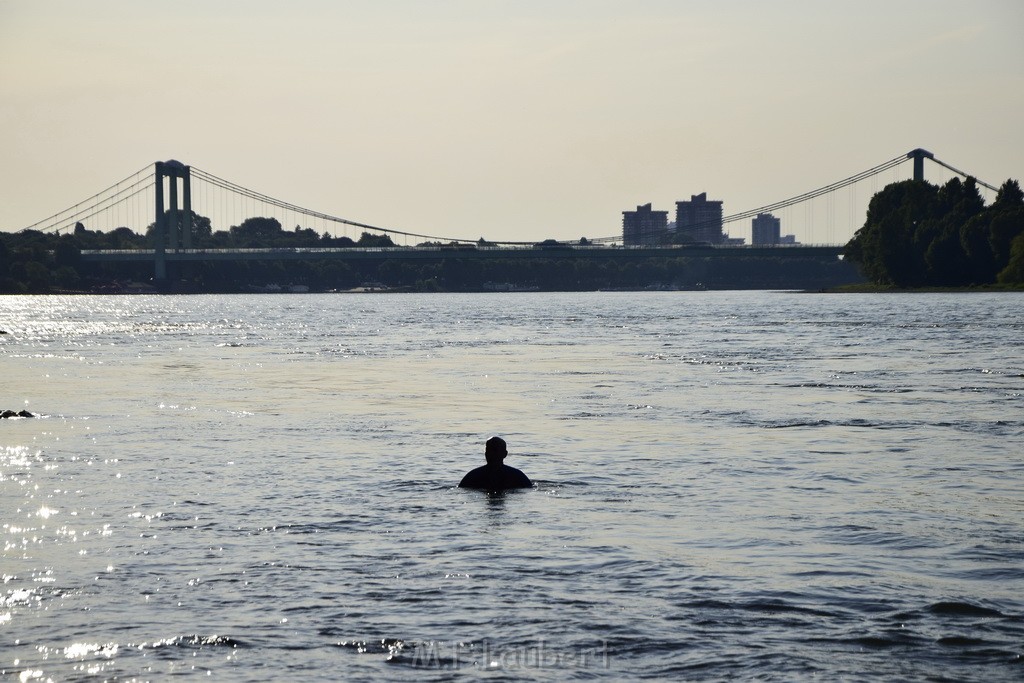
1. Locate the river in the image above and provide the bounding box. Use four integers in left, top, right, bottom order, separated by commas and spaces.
2, 291, 1022, 681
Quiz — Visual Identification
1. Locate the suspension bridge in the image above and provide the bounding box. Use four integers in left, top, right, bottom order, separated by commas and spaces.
15, 149, 998, 280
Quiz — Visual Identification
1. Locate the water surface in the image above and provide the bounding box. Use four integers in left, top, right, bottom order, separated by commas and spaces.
2, 292, 1022, 680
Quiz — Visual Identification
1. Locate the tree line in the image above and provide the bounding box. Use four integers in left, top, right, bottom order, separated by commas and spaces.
0, 214, 858, 293
0, 216, 397, 293
844, 177, 1024, 287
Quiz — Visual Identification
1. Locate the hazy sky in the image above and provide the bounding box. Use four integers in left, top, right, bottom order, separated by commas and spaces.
2, 0, 1022, 244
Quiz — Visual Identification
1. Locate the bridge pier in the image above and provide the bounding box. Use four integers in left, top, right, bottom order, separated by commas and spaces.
907, 148, 934, 182
153, 160, 192, 280
154, 166, 165, 280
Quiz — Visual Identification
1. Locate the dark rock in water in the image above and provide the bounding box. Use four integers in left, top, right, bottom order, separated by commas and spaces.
1, 409, 34, 418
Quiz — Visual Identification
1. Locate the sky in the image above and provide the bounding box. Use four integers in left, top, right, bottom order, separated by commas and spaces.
1, 0, 1022, 244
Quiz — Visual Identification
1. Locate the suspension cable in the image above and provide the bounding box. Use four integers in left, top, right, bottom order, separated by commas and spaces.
19, 165, 152, 233
191, 167, 487, 245
53, 182, 155, 234
929, 157, 999, 192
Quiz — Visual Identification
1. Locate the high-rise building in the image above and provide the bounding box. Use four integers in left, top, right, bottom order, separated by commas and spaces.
675, 193, 724, 244
622, 203, 669, 246
751, 213, 782, 245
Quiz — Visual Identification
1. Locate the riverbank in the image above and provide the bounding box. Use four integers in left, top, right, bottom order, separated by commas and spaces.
821, 283, 1024, 293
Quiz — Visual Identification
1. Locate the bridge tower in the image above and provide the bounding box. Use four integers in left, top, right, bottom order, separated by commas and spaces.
907, 148, 934, 182
154, 160, 192, 280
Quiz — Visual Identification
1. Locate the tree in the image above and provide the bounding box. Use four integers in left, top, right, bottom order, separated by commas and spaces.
356, 232, 395, 248
54, 235, 82, 269
0, 237, 10, 274
994, 179, 1024, 209
145, 210, 213, 246
54, 266, 81, 290
987, 180, 1024, 271
107, 226, 144, 248
845, 180, 935, 286
960, 214, 997, 285
230, 217, 284, 246
24, 261, 51, 292
997, 233, 1024, 284
846, 176, 1023, 287
924, 219, 968, 285
190, 213, 214, 243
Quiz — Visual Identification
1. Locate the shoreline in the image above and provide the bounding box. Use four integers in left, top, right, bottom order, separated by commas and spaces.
817, 283, 1024, 293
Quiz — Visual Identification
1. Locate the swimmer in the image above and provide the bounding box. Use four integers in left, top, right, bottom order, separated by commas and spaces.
459, 436, 532, 490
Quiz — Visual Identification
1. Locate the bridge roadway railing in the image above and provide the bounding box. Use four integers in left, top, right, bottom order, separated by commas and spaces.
79, 243, 844, 264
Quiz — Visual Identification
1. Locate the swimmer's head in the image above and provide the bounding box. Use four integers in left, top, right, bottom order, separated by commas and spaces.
485, 436, 507, 465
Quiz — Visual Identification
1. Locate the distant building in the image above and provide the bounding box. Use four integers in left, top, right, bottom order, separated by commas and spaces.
751, 213, 781, 245
675, 193, 725, 244
622, 203, 669, 246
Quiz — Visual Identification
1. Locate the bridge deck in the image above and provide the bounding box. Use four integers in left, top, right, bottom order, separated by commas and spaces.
80, 244, 844, 263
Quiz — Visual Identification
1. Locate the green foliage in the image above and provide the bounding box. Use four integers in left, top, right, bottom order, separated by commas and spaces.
54, 236, 82, 268
230, 217, 284, 246
145, 210, 212, 246
845, 177, 1024, 286
0, 211, 409, 292
997, 232, 1024, 284
54, 266, 81, 289
994, 178, 1024, 208
0, 222, 863, 294
356, 232, 396, 248
23, 261, 51, 292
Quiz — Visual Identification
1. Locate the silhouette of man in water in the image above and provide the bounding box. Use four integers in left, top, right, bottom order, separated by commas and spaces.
459, 436, 533, 490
